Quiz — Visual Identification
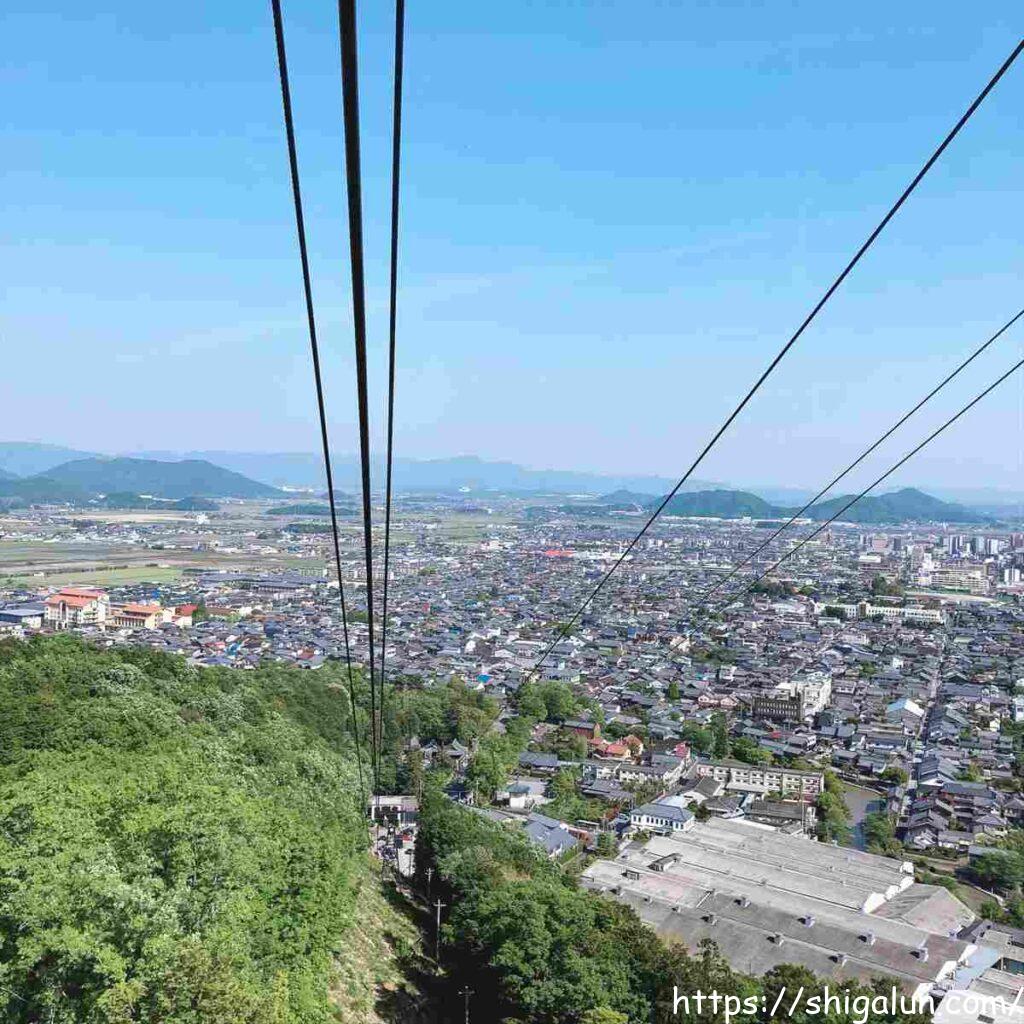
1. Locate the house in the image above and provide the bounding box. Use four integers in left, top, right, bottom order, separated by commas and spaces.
172, 604, 197, 626
519, 751, 560, 774
524, 813, 583, 858
444, 740, 471, 770
886, 697, 925, 731
497, 777, 549, 811
0, 605, 45, 631
581, 778, 634, 804
630, 798, 695, 834
564, 719, 601, 740
445, 780, 474, 805
745, 798, 817, 831
677, 775, 725, 806
617, 762, 679, 785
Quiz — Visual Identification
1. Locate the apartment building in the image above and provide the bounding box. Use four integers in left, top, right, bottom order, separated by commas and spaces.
814, 600, 945, 625
44, 588, 109, 629
693, 759, 824, 797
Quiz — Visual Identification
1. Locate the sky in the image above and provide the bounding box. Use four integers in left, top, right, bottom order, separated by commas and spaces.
2, 2, 1023, 491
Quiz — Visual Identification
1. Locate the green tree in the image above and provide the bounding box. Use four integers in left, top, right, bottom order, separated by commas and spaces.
710, 712, 730, 759
863, 811, 902, 856
582, 1010, 629, 1024
680, 721, 713, 756
732, 736, 772, 766
969, 851, 1024, 893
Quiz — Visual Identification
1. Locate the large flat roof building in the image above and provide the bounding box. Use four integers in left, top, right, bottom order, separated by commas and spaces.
582, 817, 976, 1000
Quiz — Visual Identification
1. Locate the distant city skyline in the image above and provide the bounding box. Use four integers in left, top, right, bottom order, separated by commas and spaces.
2, 3, 1022, 490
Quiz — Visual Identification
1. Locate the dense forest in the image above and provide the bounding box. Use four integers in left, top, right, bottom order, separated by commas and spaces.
0, 636, 370, 1023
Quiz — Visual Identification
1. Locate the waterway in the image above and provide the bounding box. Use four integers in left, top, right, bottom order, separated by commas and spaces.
843, 782, 885, 850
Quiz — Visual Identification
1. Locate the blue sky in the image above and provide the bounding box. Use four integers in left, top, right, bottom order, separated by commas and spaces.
2, 2, 1022, 490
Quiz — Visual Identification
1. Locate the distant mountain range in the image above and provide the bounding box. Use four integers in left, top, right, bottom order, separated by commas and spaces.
39, 458, 279, 499
0, 442, 96, 477
0, 443, 1009, 521
126, 450, 710, 495
593, 486, 986, 525
0, 456, 279, 504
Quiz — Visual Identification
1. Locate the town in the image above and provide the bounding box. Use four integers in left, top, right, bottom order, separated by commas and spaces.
4, 490, 1024, 1012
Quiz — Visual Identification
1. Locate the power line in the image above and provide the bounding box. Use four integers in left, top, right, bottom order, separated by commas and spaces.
713, 354, 1024, 608
270, 0, 365, 802
527, 39, 1023, 681
378, 0, 405, 780
337, 0, 379, 794
697, 306, 1024, 605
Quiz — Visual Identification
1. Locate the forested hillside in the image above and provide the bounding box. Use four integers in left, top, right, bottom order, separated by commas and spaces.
0, 637, 379, 1023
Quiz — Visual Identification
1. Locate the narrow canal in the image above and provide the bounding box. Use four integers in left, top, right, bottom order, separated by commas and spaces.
843, 782, 885, 850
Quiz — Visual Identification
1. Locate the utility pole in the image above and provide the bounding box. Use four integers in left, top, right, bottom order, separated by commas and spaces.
425, 865, 433, 899
459, 985, 473, 1024
433, 898, 446, 962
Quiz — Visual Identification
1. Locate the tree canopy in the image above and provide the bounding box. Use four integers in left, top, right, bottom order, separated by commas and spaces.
0, 636, 368, 1023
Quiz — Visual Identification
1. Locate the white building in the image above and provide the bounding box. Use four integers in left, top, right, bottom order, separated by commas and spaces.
630, 796, 695, 834
44, 588, 109, 629
814, 600, 945, 625
774, 671, 832, 718
694, 760, 824, 797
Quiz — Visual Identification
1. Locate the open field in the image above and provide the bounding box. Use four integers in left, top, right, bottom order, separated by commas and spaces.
0, 537, 326, 589
3, 566, 186, 588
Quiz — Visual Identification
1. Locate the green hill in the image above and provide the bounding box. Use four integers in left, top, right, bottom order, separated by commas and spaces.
0, 636, 394, 1023
643, 486, 983, 524
39, 457, 280, 499
804, 486, 984, 524
656, 488, 782, 518
91, 492, 221, 511
0, 474, 89, 505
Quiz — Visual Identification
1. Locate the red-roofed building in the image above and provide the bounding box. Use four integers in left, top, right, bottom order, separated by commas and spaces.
172, 604, 197, 626
44, 588, 109, 628
111, 603, 166, 630
671, 741, 692, 764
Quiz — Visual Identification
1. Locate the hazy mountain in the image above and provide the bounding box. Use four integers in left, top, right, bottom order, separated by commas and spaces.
596, 489, 658, 509
0, 467, 17, 481
0, 476, 90, 504
659, 489, 782, 518
0, 442, 96, 477
803, 487, 985, 525
127, 450, 715, 495
130, 450, 328, 489
643, 486, 984, 524
40, 458, 280, 499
